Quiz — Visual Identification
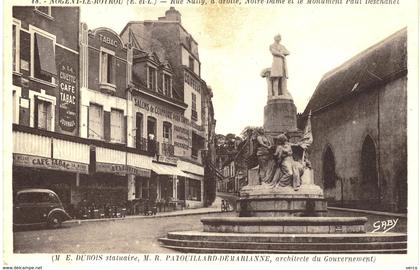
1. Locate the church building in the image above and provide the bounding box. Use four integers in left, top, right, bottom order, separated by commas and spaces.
300, 28, 407, 213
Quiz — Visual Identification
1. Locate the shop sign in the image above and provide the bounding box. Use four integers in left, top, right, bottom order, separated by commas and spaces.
133, 96, 194, 127
13, 153, 88, 174
95, 29, 122, 49
133, 96, 198, 153
96, 162, 151, 177
58, 63, 78, 133
173, 125, 191, 151
153, 155, 178, 166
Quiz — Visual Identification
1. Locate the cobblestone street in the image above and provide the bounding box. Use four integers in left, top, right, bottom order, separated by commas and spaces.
13, 212, 235, 254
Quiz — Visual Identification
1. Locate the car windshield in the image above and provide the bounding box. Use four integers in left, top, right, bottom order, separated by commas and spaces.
17, 192, 59, 204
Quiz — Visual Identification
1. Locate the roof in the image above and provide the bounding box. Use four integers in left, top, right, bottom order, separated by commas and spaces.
127, 24, 169, 62
303, 28, 407, 116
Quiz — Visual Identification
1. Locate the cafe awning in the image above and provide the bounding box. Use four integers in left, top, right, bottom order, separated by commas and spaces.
182, 171, 203, 181
151, 162, 188, 177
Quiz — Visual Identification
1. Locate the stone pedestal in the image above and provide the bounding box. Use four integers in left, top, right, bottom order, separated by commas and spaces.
238, 184, 327, 217
264, 98, 297, 136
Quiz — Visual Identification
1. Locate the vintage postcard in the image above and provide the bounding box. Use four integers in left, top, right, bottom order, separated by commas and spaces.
1, 0, 419, 269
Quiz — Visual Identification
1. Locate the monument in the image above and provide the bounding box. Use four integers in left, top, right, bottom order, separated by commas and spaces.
158, 35, 407, 253
239, 34, 325, 217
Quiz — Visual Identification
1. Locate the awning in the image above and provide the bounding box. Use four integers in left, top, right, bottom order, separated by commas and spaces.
35, 33, 57, 76
151, 162, 188, 177
182, 171, 203, 181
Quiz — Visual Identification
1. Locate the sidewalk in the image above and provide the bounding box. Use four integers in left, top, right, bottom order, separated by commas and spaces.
65, 197, 224, 225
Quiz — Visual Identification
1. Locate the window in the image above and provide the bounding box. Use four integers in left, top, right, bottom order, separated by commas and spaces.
186, 179, 201, 201
89, 104, 104, 140
32, 31, 56, 83
163, 73, 172, 96
100, 49, 116, 86
36, 98, 52, 130
147, 66, 157, 90
147, 116, 156, 137
186, 36, 192, 50
188, 56, 194, 71
192, 132, 204, 159
110, 109, 126, 144
35, 6, 52, 17
135, 113, 145, 150
147, 116, 157, 155
163, 122, 172, 143
191, 93, 197, 121
323, 146, 336, 189
12, 90, 17, 124
361, 136, 378, 185
12, 21, 21, 72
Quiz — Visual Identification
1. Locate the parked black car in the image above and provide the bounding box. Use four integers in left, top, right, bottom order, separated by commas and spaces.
13, 189, 72, 229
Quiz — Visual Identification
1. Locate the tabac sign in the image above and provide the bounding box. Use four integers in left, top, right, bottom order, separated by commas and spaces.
93, 28, 123, 50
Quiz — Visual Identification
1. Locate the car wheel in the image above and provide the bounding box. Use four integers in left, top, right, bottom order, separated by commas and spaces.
48, 214, 62, 229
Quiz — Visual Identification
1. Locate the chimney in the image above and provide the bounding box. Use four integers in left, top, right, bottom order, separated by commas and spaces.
162, 7, 181, 23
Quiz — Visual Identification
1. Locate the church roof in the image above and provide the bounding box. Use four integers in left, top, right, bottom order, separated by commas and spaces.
303, 28, 407, 116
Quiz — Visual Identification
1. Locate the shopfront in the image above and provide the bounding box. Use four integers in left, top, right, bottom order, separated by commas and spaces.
12, 130, 90, 213
178, 160, 204, 208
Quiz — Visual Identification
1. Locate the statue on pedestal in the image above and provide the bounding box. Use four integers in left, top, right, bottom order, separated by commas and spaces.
270, 34, 289, 95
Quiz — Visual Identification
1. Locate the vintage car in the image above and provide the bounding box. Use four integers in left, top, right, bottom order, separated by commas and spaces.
13, 189, 72, 229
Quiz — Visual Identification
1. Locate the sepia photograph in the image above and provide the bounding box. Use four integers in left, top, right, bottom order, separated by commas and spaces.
2, 0, 419, 269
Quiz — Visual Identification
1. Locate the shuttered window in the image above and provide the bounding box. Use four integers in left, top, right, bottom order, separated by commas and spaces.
89, 104, 104, 140
37, 99, 52, 131
110, 109, 126, 144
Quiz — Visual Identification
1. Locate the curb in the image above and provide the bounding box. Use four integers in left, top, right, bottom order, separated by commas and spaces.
64, 208, 222, 225
328, 207, 407, 218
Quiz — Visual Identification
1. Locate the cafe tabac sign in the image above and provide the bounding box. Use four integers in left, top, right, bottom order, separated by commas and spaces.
13, 153, 88, 174
57, 63, 78, 134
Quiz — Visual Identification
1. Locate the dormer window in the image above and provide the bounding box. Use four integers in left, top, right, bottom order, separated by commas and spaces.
147, 65, 157, 91
163, 73, 172, 97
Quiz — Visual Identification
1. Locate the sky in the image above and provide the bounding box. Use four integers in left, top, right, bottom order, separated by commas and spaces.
80, 3, 411, 135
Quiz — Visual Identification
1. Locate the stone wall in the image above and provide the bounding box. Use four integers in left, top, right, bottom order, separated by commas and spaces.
308, 76, 407, 212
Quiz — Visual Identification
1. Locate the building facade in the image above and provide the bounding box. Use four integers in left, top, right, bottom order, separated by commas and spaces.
12, 7, 83, 209
300, 29, 407, 212
120, 7, 216, 208
11, 6, 217, 213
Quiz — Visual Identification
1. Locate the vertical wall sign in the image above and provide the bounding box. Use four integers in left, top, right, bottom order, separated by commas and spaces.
57, 58, 78, 134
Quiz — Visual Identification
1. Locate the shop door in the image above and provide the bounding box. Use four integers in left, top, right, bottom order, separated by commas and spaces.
177, 178, 185, 200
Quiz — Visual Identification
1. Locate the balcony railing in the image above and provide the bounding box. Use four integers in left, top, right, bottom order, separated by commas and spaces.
134, 137, 176, 157
135, 136, 148, 152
